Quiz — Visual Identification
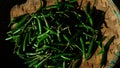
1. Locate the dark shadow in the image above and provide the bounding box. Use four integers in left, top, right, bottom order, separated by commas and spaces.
100, 36, 115, 67
78, 2, 106, 61
0, 0, 27, 68
113, 0, 120, 10
113, 56, 120, 68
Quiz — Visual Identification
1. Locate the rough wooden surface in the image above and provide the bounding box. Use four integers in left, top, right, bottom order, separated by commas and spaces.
10, 0, 120, 68
10, 0, 40, 18
80, 0, 120, 68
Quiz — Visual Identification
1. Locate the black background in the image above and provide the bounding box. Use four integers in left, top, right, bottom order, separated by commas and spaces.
0, 0, 27, 68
